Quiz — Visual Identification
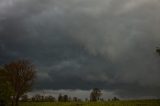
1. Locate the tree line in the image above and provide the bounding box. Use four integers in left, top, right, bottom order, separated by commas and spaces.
0, 59, 121, 106
20, 92, 119, 103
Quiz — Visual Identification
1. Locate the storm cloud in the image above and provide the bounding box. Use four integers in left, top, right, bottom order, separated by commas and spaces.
0, 0, 160, 99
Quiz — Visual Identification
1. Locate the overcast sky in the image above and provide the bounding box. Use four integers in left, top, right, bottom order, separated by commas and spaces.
0, 0, 160, 99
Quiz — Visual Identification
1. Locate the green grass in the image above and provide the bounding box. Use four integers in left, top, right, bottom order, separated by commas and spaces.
20, 100, 160, 106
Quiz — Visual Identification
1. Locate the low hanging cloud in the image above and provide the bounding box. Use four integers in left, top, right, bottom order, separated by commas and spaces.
0, 0, 160, 98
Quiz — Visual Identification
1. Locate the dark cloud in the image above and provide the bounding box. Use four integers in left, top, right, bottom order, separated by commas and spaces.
0, 0, 160, 99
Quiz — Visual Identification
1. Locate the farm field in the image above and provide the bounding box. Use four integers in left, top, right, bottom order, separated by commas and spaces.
20, 100, 160, 106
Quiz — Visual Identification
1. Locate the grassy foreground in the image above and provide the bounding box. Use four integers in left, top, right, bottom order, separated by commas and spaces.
20, 100, 160, 106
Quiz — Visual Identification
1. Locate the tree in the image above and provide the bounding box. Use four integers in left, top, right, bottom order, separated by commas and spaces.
33, 94, 43, 102
2, 59, 36, 106
90, 88, 102, 102
58, 94, 63, 102
44, 95, 56, 102
156, 47, 160, 55
112, 97, 119, 101
85, 98, 89, 102
21, 95, 28, 102
0, 68, 13, 105
73, 97, 78, 102
0, 79, 13, 105
63, 95, 69, 102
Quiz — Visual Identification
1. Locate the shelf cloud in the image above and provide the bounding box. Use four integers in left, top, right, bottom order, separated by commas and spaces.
0, 0, 160, 98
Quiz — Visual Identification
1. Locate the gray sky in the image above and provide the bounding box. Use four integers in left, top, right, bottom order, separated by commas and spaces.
0, 0, 160, 99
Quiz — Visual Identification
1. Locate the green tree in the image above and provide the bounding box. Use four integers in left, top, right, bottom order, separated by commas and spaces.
3, 59, 36, 106
0, 68, 13, 105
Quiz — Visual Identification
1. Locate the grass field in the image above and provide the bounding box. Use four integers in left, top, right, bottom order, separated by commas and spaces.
20, 100, 160, 106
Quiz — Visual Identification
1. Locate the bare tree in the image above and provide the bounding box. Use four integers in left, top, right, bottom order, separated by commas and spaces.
3, 59, 36, 106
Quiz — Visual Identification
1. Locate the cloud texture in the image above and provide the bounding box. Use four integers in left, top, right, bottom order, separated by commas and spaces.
0, 0, 160, 98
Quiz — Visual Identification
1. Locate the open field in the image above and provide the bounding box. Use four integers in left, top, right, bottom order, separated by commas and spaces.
20, 100, 160, 106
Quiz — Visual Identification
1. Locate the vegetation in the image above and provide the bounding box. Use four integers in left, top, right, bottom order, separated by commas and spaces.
156, 47, 160, 55
90, 88, 102, 102
0, 67, 14, 105
1, 58, 160, 106
0, 59, 36, 106
19, 99, 160, 106
31, 94, 56, 102
0, 72, 13, 105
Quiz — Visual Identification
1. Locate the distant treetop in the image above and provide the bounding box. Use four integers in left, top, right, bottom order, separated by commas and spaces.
156, 47, 160, 55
